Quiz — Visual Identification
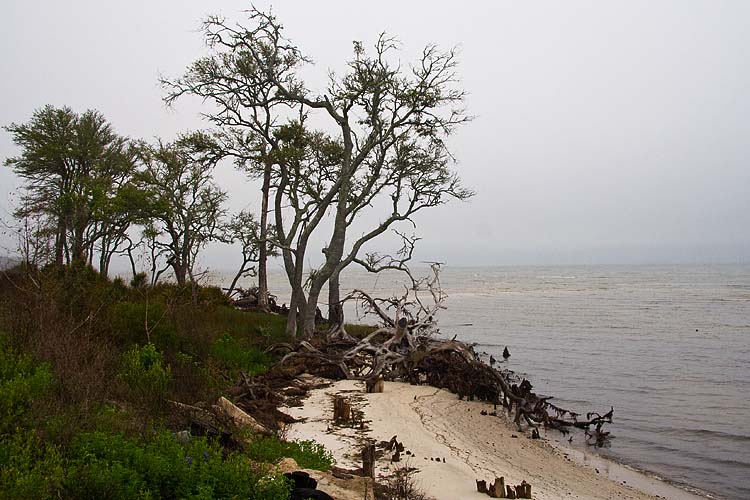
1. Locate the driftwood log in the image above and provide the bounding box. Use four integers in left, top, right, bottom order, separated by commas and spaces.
275, 325, 613, 436
366, 375, 385, 393
269, 265, 612, 438
476, 480, 488, 493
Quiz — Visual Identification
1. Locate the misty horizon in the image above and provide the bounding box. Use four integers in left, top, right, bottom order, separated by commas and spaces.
2, 1, 748, 270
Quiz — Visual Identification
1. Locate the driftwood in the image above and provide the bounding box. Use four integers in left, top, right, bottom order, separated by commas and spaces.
476, 476, 530, 499
168, 396, 272, 443
169, 400, 222, 435
333, 396, 352, 423
476, 480, 488, 493
277, 330, 613, 436
366, 376, 384, 393
214, 396, 271, 435
275, 264, 614, 441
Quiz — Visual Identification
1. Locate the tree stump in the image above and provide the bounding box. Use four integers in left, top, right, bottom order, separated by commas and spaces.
516, 481, 531, 499
366, 376, 384, 393
506, 485, 517, 499
488, 477, 505, 498
333, 396, 351, 423
476, 479, 488, 493
361, 444, 376, 478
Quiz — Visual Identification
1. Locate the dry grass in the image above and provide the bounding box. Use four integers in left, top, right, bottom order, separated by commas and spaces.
375, 462, 435, 500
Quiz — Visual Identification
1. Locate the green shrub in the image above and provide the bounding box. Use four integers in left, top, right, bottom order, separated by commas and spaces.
131, 272, 148, 289
0, 336, 53, 433
0, 430, 66, 500
210, 333, 270, 376
120, 343, 171, 405
0, 337, 63, 499
207, 308, 288, 342
147, 283, 231, 308
60, 264, 127, 318
245, 435, 334, 471
110, 301, 179, 349
196, 286, 232, 307
65, 431, 292, 500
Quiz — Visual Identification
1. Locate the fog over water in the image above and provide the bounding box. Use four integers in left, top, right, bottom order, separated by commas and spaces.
2, 1, 749, 267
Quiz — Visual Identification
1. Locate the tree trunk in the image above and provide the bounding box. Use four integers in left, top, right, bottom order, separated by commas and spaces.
286, 287, 299, 337
54, 216, 66, 267
303, 281, 324, 337
226, 261, 247, 298
257, 158, 272, 310
70, 222, 87, 267
100, 254, 109, 277
173, 261, 187, 286
303, 185, 349, 336
361, 444, 376, 479
328, 268, 344, 327
127, 243, 138, 282
284, 250, 309, 338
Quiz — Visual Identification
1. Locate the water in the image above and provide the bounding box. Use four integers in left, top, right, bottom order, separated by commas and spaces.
221, 263, 750, 499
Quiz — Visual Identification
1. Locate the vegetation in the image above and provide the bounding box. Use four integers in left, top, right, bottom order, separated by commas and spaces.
0, 6, 473, 499
0, 270, 327, 500
3, 106, 137, 272
163, 8, 472, 336
245, 436, 334, 472
134, 136, 227, 287
209, 333, 270, 377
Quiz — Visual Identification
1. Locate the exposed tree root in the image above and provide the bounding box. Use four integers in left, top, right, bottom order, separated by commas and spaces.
270, 265, 614, 442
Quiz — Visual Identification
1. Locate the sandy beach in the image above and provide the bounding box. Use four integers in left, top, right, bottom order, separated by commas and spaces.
286, 379, 707, 500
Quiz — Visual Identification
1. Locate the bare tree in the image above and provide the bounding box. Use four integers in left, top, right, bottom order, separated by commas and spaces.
184, 129, 278, 310
1, 201, 55, 269
224, 209, 278, 298
163, 9, 472, 336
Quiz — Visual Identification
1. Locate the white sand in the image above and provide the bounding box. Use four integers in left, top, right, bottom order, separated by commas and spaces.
286, 379, 708, 500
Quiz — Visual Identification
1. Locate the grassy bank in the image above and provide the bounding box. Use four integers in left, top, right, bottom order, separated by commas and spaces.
0, 264, 330, 500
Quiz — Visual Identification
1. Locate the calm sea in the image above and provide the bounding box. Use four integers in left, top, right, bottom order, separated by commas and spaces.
219, 263, 750, 499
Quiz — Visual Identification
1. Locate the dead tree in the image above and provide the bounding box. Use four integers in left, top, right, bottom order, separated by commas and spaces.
276, 264, 615, 440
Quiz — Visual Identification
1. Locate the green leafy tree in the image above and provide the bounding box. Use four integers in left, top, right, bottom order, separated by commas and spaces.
135, 136, 227, 286
4, 105, 136, 271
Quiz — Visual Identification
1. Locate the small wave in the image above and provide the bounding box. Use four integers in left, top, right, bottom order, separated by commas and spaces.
665, 427, 750, 444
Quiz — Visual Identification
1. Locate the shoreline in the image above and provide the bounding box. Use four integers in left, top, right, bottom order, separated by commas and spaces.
545, 436, 713, 500
285, 379, 709, 500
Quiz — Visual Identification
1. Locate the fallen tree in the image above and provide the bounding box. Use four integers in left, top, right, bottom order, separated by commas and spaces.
268, 264, 614, 442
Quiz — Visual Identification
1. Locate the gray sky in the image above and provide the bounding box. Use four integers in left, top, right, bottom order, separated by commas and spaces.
2, 0, 748, 270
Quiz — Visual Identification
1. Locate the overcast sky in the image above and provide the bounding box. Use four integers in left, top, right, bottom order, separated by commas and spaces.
1, 0, 748, 270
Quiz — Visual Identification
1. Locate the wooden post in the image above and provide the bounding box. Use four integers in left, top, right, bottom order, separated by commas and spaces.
476, 479, 487, 493
488, 477, 505, 498
333, 396, 351, 423
366, 376, 384, 393
505, 485, 516, 499
361, 444, 376, 478
518, 481, 531, 499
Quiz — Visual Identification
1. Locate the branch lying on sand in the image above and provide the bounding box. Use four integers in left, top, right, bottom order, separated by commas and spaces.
269, 264, 614, 442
